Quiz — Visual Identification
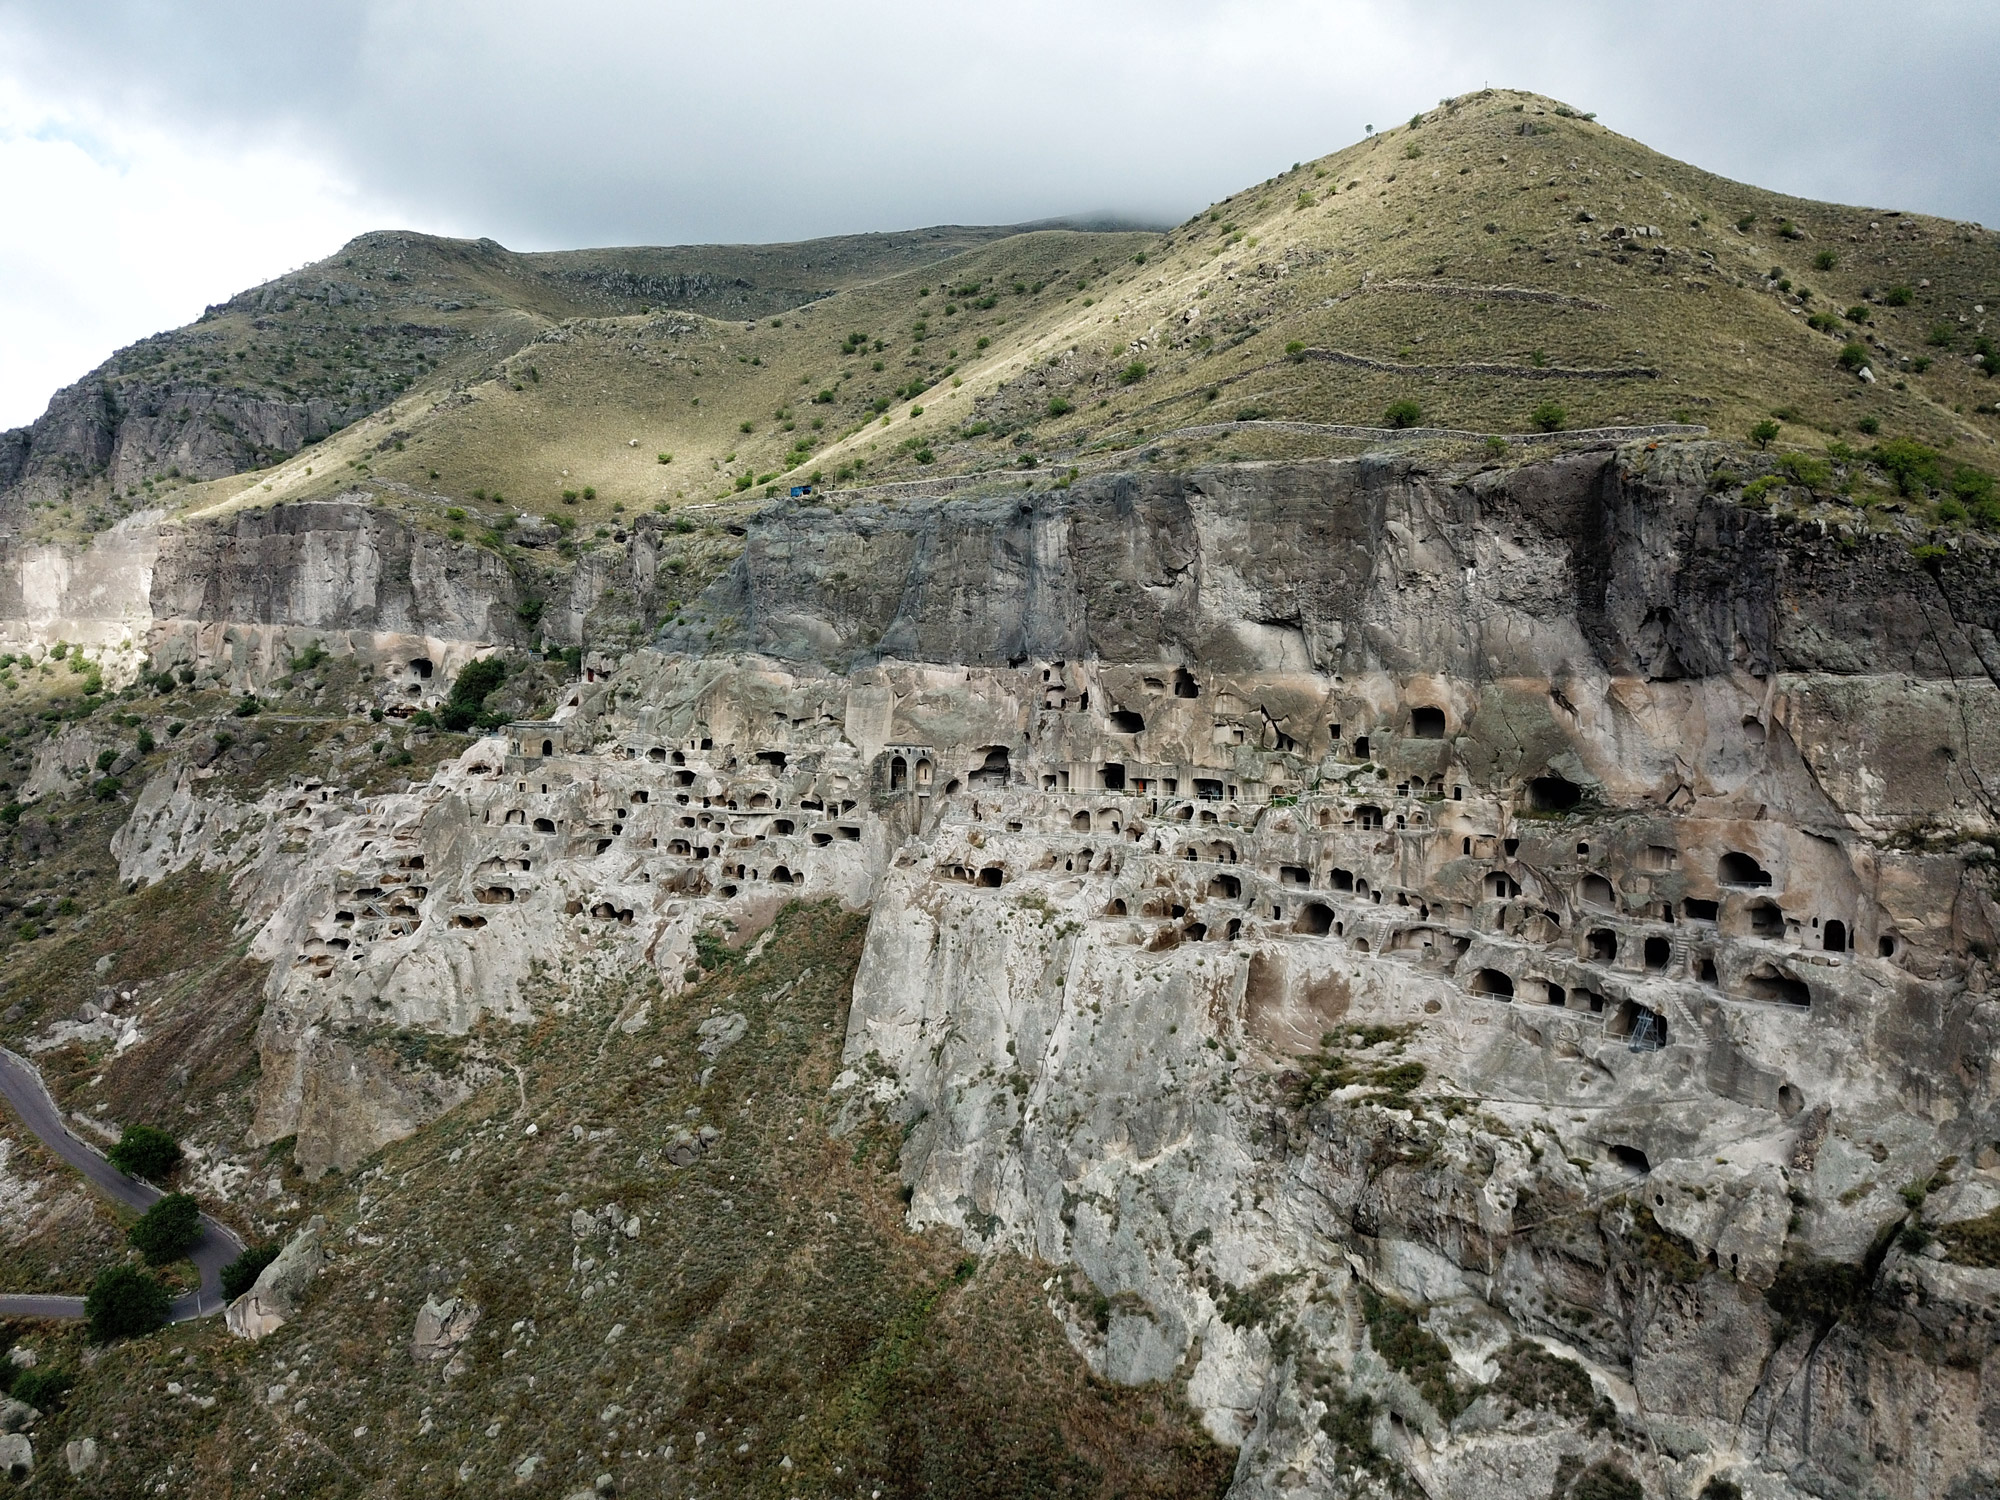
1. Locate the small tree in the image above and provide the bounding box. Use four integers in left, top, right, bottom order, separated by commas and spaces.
86, 1265, 170, 1342
1383, 399, 1423, 429
1532, 402, 1568, 432
1750, 419, 1781, 448
1838, 342, 1870, 372
221, 1243, 281, 1301
438, 656, 508, 733
107, 1124, 181, 1183
128, 1193, 203, 1265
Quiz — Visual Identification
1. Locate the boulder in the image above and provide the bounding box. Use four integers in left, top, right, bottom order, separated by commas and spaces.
696, 1012, 749, 1059
411, 1295, 481, 1361
0, 1400, 34, 1434
665, 1124, 720, 1167
63, 1437, 96, 1476
0, 1433, 29, 1481
225, 1215, 328, 1341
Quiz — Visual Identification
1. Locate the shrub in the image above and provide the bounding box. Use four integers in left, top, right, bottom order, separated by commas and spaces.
1766, 1254, 1871, 1332
1777, 452, 1833, 490
1383, 399, 1423, 429
1532, 401, 1568, 432
287, 641, 329, 672
86, 1265, 170, 1342
233, 695, 262, 717
1857, 415, 1880, 435
1046, 396, 1075, 418
221, 1243, 281, 1300
1360, 1287, 1466, 1419
1844, 305, 1871, 324
1750, 419, 1781, 448
10, 1367, 71, 1411
96, 748, 117, 773
1736, 213, 1756, 232
1489, 1339, 1599, 1420
1882, 284, 1914, 307
1876, 437, 1946, 494
1807, 311, 1841, 333
1927, 323, 1956, 348
1812, 250, 1838, 271
582, 486, 595, 501
1118, 361, 1147, 385
108, 1125, 183, 1183
561, 490, 578, 504
91, 776, 122, 802
1837, 342, 1870, 372
1485, 436, 1509, 458
1570, 1460, 1644, 1500
129, 1192, 203, 1265
1777, 220, 1804, 239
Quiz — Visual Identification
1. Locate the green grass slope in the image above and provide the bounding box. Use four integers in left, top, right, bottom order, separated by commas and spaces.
137, 88, 1995, 549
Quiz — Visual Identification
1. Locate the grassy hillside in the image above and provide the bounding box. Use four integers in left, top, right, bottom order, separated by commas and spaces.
0, 903, 1231, 1500
0, 223, 1066, 535
113, 88, 1994, 555
12, 87, 1996, 573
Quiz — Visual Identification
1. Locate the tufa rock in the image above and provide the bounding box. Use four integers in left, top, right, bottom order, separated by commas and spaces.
411, 1295, 481, 1361
225, 1215, 327, 1341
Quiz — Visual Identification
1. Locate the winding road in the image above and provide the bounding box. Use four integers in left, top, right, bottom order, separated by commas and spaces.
0, 1049, 244, 1322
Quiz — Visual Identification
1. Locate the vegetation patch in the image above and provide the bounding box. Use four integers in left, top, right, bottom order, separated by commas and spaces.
1360, 1285, 1469, 1420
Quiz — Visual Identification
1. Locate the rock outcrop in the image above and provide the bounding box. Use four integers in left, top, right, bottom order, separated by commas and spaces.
98, 445, 2000, 1497
225, 1214, 329, 1341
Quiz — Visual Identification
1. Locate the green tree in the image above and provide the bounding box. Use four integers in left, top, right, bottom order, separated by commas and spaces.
221, 1243, 281, 1300
128, 1193, 203, 1265
1532, 401, 1568, 432
438, 656, 508, 733
86, 1265, 170, 1342
1750, 419, 1781, 448
1383, 399, 1423, 429
107, 1124, 181, 1183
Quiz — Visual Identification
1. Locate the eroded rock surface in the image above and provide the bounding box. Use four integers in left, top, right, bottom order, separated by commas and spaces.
73, 446, 2000, 1498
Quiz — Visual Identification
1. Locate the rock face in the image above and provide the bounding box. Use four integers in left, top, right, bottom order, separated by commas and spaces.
95, 446, 2000, 1497
226, 1214, 328, 1341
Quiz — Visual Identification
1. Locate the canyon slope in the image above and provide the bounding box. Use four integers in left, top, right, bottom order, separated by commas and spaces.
0, 90, 1995, 1500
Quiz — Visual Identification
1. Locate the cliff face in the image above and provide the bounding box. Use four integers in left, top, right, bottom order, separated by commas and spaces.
21, 444, 2000, 1499
687, 448, 2000, 690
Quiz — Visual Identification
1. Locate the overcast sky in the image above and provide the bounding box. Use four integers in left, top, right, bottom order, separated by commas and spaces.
3, 1, 1996, 428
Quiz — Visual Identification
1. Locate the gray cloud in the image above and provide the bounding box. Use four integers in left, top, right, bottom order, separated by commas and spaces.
8, 0, 1997, 249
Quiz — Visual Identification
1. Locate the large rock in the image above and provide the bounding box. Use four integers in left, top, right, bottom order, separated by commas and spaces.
225, 1215, 327, 1341
0, 1433, 29, 1481
410, 1295, 481, 1362
63, 1437, 96, 1476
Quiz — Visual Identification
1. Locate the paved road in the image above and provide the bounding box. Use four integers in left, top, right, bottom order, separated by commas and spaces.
0, 1048, 244, 1322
